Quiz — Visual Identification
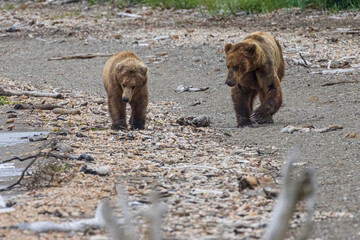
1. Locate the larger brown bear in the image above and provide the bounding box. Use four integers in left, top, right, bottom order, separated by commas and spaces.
224, 31, 285, 127
103, 51, 148, 130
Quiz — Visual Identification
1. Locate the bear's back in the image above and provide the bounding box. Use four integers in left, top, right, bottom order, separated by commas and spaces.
245, 32, 284, 80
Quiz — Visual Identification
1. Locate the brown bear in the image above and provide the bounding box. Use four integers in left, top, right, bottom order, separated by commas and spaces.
224, 31, 285, 127
103, 51, 148, 130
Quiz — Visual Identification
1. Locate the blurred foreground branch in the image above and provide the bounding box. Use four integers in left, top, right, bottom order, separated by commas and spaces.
263, 149, 316, 240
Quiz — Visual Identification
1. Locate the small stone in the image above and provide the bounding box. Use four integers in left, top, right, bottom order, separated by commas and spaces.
96, 165, 111, 176
78, 153, 94, 162
29, 134, 48, 142
8, 113, 17, 119
56, 116, 66, 121
6, 119, 15, 124
7, 124, 15, 130
345, 132, 358, 138
80, 101, 88, 107
56, 143, 73, 153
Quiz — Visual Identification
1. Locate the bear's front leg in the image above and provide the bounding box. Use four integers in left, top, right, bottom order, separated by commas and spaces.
231, 85, 257, 127
251, 79, 282, 124
108, 95, 127, 130
129, 97, 148, 130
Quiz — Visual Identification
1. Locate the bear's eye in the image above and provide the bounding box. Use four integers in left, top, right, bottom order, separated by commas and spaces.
233, 66, 239, 71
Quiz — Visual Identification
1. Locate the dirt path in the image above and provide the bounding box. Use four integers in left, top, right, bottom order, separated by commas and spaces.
1, 2, 359, 239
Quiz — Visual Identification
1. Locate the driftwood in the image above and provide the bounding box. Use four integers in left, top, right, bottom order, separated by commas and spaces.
263, 149, 316, 240
48, 53, 113, 61
17, 186, 166, 239
321, 80, 359, 86
18, 201, 108, 232
311, 68, 359, 74
1, 151, 95, 165
281, 124, 343, 134
0, 87, 62, 99
14, 103, 63, 110
175, 85, 209, 93
116, 12, 143, 18
176, 115, 211, 127
53, 108, 81, 115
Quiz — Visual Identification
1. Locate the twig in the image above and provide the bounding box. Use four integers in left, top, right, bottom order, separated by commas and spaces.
0, 138, 58, 191
0, 154, 39, 192
48, 53, 113, 61
299, 53, 308, 66
0, 87, 62, 99
1, 152, 78, 164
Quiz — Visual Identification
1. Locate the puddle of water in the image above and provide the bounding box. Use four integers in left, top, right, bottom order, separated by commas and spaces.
0, 163, 25, 178
0, 131, 48, 147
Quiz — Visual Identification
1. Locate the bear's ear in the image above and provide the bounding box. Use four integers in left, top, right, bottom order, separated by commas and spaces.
116, 63, 126, 73
244, 44, 256, 56
224, 43, 232, 54
140, 65, 148, 76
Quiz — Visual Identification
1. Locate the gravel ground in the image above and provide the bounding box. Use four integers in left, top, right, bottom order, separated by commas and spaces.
0, 2, 360, 239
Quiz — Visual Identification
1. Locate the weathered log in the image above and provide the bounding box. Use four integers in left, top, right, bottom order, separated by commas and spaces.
0, 87, 63, 98
48, 53, 113, 61
14, 104, 63, 110
53, 108, 81, 115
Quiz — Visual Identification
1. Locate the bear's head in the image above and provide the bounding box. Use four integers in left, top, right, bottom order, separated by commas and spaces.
224, 42, 261, 87
116, 59, 148, 103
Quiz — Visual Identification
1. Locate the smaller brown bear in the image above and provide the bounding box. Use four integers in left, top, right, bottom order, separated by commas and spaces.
224, 31, 285, 127
103, 51, 148, 130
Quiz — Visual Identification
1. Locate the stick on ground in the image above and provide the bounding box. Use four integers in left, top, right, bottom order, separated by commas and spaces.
48, 53, 113, 61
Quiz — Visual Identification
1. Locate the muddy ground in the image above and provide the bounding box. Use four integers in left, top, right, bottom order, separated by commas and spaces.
0, 1, 360, 239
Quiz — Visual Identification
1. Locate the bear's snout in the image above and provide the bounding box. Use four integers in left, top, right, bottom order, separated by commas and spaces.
122, 97, 129, 102
225, 79, 236, 87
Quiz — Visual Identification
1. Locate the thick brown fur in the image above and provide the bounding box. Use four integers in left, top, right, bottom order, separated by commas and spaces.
224, 31, 285, 127
103, 51, 148, 130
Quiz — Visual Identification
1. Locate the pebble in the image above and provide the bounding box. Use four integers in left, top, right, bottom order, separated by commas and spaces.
7, 124, 15, 130
8, 113, 17, 118
6, 119, 15, 124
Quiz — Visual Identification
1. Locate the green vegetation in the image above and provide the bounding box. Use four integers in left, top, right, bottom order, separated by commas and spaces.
0, 96, 21, 105
7, 4, 14, 10
116, 0, 360, 15
0, 96, 8, 105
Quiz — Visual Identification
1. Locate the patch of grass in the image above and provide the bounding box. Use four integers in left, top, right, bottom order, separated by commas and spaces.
0, 96, 8, 105
89, 0, 97, 6
27, 162, 76, 189
7, 4, 14, 10
111, 0, 360, 16
154, 119, 164, 125
0, 96, 21, 105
